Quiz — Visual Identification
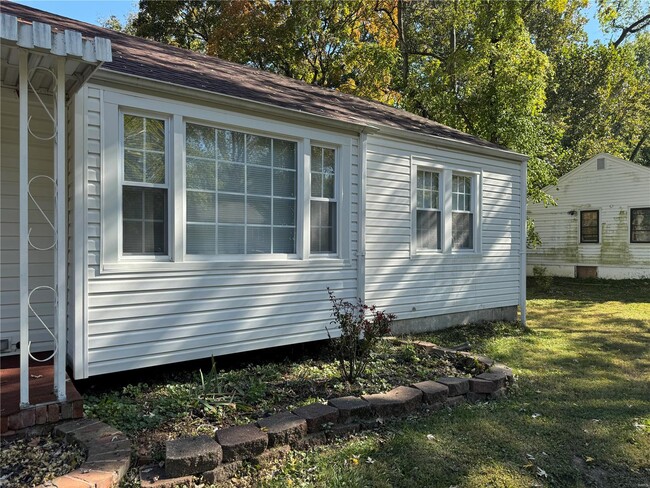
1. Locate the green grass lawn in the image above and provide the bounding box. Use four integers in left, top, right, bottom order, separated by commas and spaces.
244, 279, 650, 488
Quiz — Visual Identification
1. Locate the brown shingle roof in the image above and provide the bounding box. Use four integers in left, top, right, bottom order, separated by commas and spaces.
3, 1, 507, 151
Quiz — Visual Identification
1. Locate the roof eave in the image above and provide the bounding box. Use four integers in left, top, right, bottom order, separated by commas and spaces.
92, 68, 380, 135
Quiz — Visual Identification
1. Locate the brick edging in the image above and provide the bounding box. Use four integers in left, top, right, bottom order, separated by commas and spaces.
142, 344, 514, 487
38, 419, 131, 488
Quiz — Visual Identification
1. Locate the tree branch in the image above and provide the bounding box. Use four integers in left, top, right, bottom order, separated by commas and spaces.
613, 13, 650, 47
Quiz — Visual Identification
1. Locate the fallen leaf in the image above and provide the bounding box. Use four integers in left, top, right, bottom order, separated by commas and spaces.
366, 457, 375, 464
426, 434, 436, 441
536, 467, 548, 478
30, 374, 43, 379
585, 457, 594, 463
28, 437, 41, 447
532, 413, 541, 419
526, 454, 536, 460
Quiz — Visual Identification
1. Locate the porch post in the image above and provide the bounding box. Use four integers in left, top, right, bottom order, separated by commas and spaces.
54, 56, 67, 401
19, 49, 29, 406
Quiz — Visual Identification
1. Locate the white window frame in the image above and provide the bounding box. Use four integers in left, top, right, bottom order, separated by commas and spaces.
100, 88, 352, 272
308, 142, 340, 257
118, 110, 171, 260
410, 157, 481, 257
182, 118, 303, 260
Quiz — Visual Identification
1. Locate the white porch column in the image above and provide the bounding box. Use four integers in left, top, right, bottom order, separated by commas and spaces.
54, 56, 67, 401
19, 49, 29, 407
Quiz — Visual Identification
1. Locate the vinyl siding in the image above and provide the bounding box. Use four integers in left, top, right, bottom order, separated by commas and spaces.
364, 134, 523, 319
0, 87, 56, 354
527, 155, 650, 278
82, 85, 359, 377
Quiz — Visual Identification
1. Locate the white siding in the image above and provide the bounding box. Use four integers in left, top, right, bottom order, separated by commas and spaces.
1, 87, 56, 354
364, 134, 523, 319
528, 155, 650, 278
80, 85, 359, 377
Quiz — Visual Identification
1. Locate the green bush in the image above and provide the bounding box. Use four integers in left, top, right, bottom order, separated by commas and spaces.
326, 288, 396, 382
533, 265, 553, 291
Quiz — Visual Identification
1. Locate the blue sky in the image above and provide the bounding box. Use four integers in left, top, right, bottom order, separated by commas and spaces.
14, 0, 611, 43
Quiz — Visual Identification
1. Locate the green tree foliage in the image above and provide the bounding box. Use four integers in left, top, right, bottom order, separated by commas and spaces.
122, 0, 650, 195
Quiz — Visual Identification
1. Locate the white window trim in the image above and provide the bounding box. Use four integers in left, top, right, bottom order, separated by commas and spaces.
308, 141, 341, 258
410, 157, 482, 257
118, 109, 173, 261
100, 88, 352, 273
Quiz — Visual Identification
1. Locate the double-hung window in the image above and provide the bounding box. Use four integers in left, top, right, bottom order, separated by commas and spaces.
580, 210, 599, 243
630, 208, 650, 243
416, 169, 441, 250
310, 145, 337, 254
185, 123, 297, 255
121, 114, 168, 255
452, 174, 473, 250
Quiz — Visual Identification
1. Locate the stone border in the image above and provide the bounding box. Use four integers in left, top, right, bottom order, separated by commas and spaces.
140, 342, 514, 487
38, 419, 131, 488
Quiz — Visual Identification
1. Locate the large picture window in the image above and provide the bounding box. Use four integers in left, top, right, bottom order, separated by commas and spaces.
185, 123, 297, 255
452, 174, 473, 250
580, 210, 599, 243
631, 208, 650, 243
122, 114, 168, 255
310, 145, 337, 253
416, 169, 441, 250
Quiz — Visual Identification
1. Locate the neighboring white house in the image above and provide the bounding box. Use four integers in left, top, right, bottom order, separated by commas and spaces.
1, 3, 527, 392
527, 153, 650, 279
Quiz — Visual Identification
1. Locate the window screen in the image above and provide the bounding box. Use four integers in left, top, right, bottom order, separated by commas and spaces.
631, 208, 650, 243
580, 210, 599, 243
310, 146, 337, 253
452, 175, 473, 250
416, 169, 441, 250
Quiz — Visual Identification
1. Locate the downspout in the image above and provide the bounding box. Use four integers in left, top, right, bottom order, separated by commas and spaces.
520, 159, 527, 326
357, 132, 368, 302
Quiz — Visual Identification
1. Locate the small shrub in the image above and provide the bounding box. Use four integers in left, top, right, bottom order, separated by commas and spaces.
533, 265, 553, 291
326, 288, 396, 382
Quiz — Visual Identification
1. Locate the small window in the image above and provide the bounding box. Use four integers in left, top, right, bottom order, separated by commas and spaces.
310, 145, 337, 254
580, 210, 599, 243
452, 174, 473, 250
631, 208, 650, 243
122, 114, 168, 255
416, 169, 441, 250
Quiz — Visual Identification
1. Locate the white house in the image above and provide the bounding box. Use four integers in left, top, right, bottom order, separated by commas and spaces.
0, 3, 527, 406
527, 153, 650, 279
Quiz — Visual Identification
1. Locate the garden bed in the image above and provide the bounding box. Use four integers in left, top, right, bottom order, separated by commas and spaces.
82, 337, 488, 465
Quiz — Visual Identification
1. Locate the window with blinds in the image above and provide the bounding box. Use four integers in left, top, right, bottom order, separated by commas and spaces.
122, 114, 168, 255
185, 123, 297, 255
452, 174, 473, 250
310, 146, 337, 254
416, 169, 441, 250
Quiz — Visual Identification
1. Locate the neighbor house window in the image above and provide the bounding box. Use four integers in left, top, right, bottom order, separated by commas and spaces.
452, 174, 473, 250
310, 145, 337, 253
631, 208, 650, 243
416, 169, 441, 250
185, 123, 297, 255
580, 210, 599, 243
122, 114, 168, 255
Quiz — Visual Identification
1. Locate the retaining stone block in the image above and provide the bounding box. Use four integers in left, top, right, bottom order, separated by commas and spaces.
476, 371, 507, 389
292, 403, 339, 433
252, 445, 291, 467
362, 386, 423, 417
202, 461, 243, 484
140, 465, 194, 488
327, 422, 361, 440
35, 406, 48, 425
327, 396, 372, 422
436, 377, 470, 396
446, 395, 467, 408
47, 404, 60, 422
215, 424, 268, 462
489, 387, 508, 400
291, 432, 328, 451
411, 381, 449, 404
467, 391, 489, 403
257, 411, 307, 447
60, 402, 73, 420
469, 378, 498, 394
65, 468, 117, 488
473, 355, 495, 367
165, 435, 222, 478
489, 363, 514, 383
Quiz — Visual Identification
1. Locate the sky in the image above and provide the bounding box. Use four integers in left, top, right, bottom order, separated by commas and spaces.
13, 0, 611, 44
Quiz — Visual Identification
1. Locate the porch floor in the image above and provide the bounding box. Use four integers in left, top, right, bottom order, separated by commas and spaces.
0, 353, 82, 434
